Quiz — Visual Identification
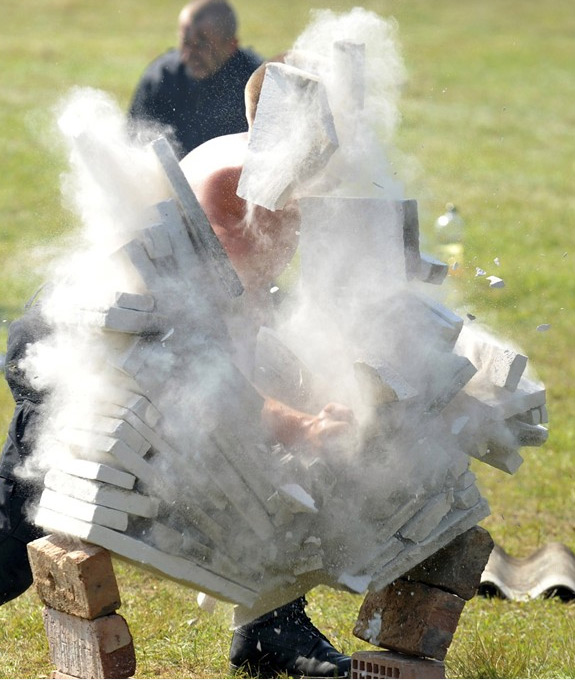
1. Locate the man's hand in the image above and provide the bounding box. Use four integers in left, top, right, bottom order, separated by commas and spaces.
262, 398, 357, 453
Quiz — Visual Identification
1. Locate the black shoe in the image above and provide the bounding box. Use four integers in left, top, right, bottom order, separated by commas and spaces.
229, 596, 351, 678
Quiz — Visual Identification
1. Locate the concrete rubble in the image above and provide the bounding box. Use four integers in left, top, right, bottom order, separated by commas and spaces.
29, 39, 549, 618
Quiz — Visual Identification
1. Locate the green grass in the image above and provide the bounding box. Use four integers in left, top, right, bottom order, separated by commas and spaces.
1, 0, 575, 677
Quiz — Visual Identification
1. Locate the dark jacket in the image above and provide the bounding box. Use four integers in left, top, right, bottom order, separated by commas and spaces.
128, 47, 263, 158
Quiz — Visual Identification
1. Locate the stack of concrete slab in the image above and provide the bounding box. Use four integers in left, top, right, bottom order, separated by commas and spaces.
31, 40, 549, 617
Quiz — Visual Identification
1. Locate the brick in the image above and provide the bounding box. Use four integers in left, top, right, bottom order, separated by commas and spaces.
353, 580, 465, 660
404, 526, 494, 600
27, 534, 120, 619
43, 608, 135, 678
351, 650, 445, 679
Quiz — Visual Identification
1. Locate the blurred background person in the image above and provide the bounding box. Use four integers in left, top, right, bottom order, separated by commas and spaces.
128, 0, 263, 158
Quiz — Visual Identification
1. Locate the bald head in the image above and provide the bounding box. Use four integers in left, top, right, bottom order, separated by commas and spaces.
178, 0, 239, 79
244, 53, 289, 127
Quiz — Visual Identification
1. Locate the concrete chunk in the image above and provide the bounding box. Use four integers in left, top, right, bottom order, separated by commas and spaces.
34, 508, 258, 606
237, 62, 338, 211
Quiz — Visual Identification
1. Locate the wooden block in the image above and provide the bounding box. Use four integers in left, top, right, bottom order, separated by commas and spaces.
351, 650, 445, 679
404, 526, 494, 600
353, 580, 465, 660
27, 534, 120, 619
43, 608, 135, 678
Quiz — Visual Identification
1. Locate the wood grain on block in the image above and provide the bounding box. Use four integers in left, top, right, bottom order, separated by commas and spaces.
351, 650, 445, 679
43, 469, 159, 518
353, 580, 465, 660
114, 291, 155, 312
43, 608, 135, 678
54, 459, 136, 490
34, 508, 258, 605
151, 137, 243, 298
404, 526, 494, 600
237, 62, 338, 211
27, 534, 120, 619
39, 489, 129, 532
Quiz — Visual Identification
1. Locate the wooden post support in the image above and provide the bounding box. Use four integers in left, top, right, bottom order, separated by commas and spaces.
27, 534, 136, 679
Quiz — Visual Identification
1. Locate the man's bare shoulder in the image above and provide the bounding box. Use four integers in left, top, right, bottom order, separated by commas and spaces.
180, 132, 248, 186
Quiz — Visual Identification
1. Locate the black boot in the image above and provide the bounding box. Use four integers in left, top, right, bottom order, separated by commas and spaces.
229, 596, 351, 678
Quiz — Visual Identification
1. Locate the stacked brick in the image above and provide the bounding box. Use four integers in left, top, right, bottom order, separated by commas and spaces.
28, 42, 549, 621
27, 534, 135, 679
352, 527, 494, 678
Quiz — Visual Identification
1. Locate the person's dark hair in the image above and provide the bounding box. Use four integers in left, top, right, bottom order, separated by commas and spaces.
185, 0, 238, 42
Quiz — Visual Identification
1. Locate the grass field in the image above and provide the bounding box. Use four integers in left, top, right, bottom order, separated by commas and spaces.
1, 0, 574, 677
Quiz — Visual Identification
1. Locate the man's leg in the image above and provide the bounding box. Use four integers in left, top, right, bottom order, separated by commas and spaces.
0, 475, 43, 605
230, 596, 351, 678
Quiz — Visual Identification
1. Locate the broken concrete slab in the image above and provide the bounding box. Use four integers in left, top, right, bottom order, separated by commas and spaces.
54, 459, 136, 491
34, 507, 258, 606
237, 62, 338, 211
39, 489, 129, 532
404, 525, 494, 600
42, 469, 159, 519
